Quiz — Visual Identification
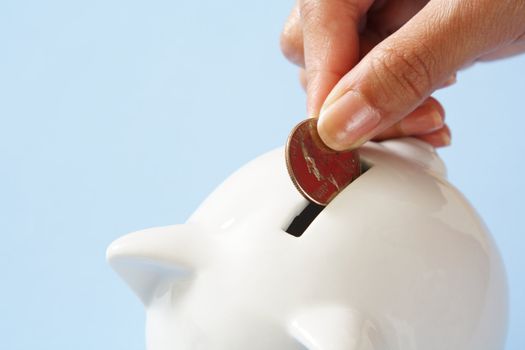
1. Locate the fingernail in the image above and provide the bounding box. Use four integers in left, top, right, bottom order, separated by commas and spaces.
400, 109, 443, 135
318, 91, 381, 150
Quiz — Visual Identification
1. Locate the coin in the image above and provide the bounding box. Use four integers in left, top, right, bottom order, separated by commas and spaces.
285, 118, 361, 206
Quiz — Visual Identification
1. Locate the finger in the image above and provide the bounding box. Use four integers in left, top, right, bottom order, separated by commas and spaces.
300, 0, 374, 116
281, 2, 305, 67
373, 97, 444, 140
292, 25, 454, 95
298, 30, 382, 92
317, 0, 513, 151
299, 68, 307, 90
415, 124, 452, 148
281, 5, 387, 74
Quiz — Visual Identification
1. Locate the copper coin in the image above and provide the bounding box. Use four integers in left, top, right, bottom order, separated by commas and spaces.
285, 118, 361, 206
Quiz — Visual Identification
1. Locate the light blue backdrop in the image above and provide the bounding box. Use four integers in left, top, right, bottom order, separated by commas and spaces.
0, 0, 523, 349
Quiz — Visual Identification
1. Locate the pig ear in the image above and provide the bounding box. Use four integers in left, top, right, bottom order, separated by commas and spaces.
106, 224, 216, 305
289, 305, 380, 350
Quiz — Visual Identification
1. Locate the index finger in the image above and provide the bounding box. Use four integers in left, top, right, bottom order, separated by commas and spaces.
300, 0, 373, 116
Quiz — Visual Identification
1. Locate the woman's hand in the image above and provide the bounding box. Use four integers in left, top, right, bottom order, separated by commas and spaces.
281, 0, 525, 150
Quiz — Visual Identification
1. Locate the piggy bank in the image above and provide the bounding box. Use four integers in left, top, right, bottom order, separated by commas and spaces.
107, 138, 508, 350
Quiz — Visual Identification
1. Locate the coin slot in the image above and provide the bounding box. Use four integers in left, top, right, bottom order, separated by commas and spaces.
360, 159, 371, 173
285, 202, 324, 237
284, 158, 372, 237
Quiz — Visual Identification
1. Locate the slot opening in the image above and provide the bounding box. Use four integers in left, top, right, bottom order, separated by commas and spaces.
360, 159, 371, 174
284, 159, 372, 237
285, 202, 324, 237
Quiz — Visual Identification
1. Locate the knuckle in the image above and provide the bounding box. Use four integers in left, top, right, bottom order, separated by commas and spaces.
368, 42, 437, 105
280, 10, 303, 65
280, 28, 303, 65
280, 30, 296, 59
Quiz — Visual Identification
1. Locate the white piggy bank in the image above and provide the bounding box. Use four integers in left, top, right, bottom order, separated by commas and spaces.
107, 138, 508, 350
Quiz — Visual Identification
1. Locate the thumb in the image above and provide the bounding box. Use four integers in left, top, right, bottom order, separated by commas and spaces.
317, 0, 504, 151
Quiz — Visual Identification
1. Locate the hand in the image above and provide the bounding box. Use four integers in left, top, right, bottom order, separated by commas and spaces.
281, 0, 525, 150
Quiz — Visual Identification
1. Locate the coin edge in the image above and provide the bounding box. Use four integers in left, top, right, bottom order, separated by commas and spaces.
285, 118, 328, 206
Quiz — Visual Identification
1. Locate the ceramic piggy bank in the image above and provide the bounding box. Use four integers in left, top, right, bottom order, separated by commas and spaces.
107, 138, 508, 350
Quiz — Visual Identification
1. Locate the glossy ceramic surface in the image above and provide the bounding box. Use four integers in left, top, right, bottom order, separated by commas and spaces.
107, 138, 508, 350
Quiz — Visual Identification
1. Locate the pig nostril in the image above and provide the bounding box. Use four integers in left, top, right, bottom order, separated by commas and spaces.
285, 202, 324, 237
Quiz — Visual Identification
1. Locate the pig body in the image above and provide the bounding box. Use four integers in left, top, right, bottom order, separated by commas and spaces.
107, 138, 507, 350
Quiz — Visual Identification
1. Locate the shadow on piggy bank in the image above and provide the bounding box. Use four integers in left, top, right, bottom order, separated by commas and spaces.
107, 138, 507, 350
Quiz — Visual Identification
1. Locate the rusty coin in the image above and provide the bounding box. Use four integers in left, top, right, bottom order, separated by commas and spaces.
285, 118, 361, 206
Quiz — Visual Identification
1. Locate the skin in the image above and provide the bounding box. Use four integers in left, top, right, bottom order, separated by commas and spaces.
281, 0, 525, 150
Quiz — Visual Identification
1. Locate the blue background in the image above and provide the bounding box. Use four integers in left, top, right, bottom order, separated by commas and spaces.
0, 0, 523, 348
